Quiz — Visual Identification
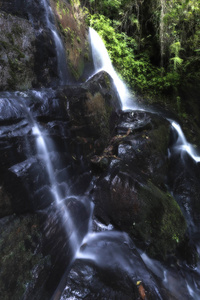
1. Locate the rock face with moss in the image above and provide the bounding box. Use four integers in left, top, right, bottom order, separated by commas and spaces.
0, 70, 121, 299
56, 71, 121, 156
0, 12, 36, 90
93, 111, 187, 259
0, 0, 93, 90
51, 0, 94, 82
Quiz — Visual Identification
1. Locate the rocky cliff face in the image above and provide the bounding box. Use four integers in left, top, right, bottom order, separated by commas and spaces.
0, 12, 36, 90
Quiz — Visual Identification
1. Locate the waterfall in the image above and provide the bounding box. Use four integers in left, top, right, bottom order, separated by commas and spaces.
8, 90, 90, 257
89, 27, 138, 110
160, 0, 165, 68
41, 0, 68, 85
169, 120, 200, 163
87, 28, 200, 300
1, 7, 200, 299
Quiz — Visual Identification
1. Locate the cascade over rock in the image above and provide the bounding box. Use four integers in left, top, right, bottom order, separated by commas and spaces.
56, 71, 121, 157
0, 71, 121, 299
93, 111, 186, 258
0, 0, 94, 90
0, 1, 200, 300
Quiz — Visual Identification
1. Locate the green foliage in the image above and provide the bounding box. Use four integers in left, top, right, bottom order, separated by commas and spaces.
84, 0, 200, 97
170, 41, 183, 70
162, 0, 200, 75
89, 14, 181, 95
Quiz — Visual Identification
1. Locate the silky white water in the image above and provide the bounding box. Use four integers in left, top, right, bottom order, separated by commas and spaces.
170, 120, 200, 163
41, 0, 68, 85
89, 27, 138, 110
32, 118, 82, 254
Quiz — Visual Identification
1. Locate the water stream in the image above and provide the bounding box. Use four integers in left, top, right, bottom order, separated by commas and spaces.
89, 27, 138, 111
169, 120, 200, 163
70, 28, 200, 300
41, 0, 68, 85
1, 2, 200, 298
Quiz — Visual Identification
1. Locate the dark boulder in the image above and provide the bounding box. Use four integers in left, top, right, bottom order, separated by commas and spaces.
0, 213, 51, 300
57, 71, 121, 157
93, 111, 187, 258
60, 231, 175, 300
168, 127, 200, 240
0, 0, 28, 18
0, 194, 91, 300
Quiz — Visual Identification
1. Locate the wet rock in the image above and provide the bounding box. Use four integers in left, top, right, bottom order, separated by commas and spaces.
60, 241, 171, 300
168, 139, 200, 234
93, 111, 187, 258
0, 213, 51, 300
0, 0, 28, 18
0, 195, 91, 300
57, 71, 121, 157
51, 0, 94, 83
33, 29, 59, 88
0, 185, 13, 217
37, 197, 91, 300
61, 261, 148, 300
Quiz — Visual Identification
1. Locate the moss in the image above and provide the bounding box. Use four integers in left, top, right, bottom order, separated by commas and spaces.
51, 0, 90, 81
0, 214, 50, 300
6, 33, 14, 45
0, 11, 36, 91
0, 40, 10, 50
11, 24, 24, 35
132, 181, 187, 259
13, 46, 25, 59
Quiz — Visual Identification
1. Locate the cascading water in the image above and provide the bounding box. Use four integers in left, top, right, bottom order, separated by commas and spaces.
1, 5, 200, 298
169, 120, 200, 163
5, 90, 91, 259
32, 123, 81, 253
70, 28, 200, 300
41, 0, 68, 85
89, 27, 138, 110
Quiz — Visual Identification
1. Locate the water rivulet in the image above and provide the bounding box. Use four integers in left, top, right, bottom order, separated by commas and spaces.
0, 1, 200, 300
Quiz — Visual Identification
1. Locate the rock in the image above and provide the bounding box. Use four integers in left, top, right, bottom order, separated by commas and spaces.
0, 213, 51, 300
0, 194, 91, 300
0, 0, 95, 90
0, 12, 36, 91
60, 233, 172, 300
51, 0, 95, 82
93, 111, 187, 258
0, 185, 13, 217
57, 71, 121, 157
0, 0, 28, 18
168, 126, 200, 249
35, 197, 91, 300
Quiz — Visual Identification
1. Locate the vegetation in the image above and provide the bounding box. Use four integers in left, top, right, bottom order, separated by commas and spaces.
81, 0, 200, 104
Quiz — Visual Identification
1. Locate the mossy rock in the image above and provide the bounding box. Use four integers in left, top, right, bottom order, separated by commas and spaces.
93, 111, 187, 259
0, 12, 36, 91
94, 173, 186, 260
51, 0, 94, 82
56, 71, 121, 156
0, 214, 50, 300
133, 181, 187, 259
